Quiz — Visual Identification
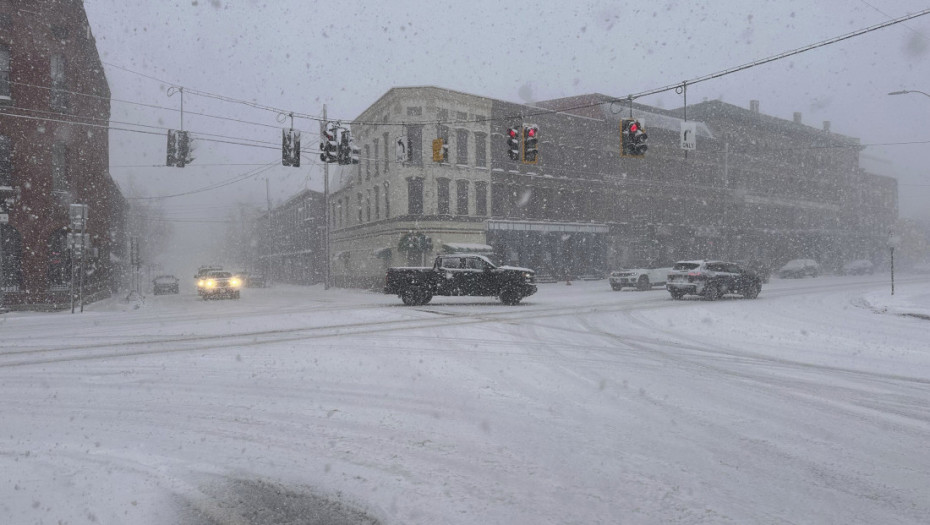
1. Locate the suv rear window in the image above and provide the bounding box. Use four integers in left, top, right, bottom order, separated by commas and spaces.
673, 262, 700, 271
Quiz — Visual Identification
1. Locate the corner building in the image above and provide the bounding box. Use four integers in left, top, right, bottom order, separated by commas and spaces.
326, 87, 896, 288
0, 0, 127, 309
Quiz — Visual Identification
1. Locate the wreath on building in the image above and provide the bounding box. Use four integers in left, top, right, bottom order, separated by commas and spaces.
398, 231, 432, 254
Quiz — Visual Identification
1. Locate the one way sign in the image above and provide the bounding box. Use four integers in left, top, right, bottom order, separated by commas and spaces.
680, 121, 696, 151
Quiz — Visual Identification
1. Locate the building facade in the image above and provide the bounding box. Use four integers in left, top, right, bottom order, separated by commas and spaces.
270, 86, 896, 289
255, 189, 325, 285
0, 0, 127, 310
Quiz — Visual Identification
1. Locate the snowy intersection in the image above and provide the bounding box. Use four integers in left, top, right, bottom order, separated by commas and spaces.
1, 275, 929, 524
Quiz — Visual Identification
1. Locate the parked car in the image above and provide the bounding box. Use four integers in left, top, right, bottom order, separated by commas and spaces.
200, 271, 242, 300
776, 259, 821, 279
246, 272, 267, 288
152, 275, 180, 295
666, 260, 762, 300
609, 264, 673, 291
839, 259, 874, 275
384, 253, 537, 306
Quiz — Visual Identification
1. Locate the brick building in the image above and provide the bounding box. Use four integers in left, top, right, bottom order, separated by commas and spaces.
0, 0, 127, 310
255, 189, 326, 285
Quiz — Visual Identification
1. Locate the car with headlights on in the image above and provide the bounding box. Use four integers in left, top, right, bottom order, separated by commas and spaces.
200, 271, 242, 300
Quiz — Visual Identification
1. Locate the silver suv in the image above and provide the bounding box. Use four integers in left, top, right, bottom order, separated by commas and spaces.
666, 260, 762, 301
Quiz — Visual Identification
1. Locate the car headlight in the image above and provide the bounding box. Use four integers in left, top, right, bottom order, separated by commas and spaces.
197, 279, 205, 287
230, 278, 241, 287
206, 279, 216, 288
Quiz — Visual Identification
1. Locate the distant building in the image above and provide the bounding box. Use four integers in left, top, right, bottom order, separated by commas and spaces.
255, 189, 325, 285
267, 86, 897, 288
0, 0, 128, 310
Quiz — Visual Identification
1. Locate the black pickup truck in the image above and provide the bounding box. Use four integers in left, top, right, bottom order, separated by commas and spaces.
384, 254, 537, 306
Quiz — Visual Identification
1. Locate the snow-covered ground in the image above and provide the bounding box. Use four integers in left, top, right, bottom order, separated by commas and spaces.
1, 274, 929, 524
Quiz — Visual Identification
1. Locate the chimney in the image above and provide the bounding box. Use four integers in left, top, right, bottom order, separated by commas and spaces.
793, 112, 802, 124
749, 100, 760, 113
823, 121, 831, 132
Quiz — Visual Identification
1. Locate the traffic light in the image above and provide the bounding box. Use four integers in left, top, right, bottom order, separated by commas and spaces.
319, 124, 338, 163
166, 129, 178, 167
176, 130, 191, 167
621, 119, 647, 158
336, 129, 360, 165
432, 138, 447, 163
631, 120, 648, 156
506, 127, 520, 161
522, 124, 538, 164
282, 129, 301, 167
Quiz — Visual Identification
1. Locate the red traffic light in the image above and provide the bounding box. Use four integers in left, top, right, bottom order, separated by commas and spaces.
508, 128, 519, 138
526, 127, 536, 138
629, 122, 638, 133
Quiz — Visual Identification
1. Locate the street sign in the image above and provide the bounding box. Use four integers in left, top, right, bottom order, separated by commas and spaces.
680, 121, 697, 151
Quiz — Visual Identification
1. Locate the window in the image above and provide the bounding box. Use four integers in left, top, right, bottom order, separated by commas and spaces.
456, 129, 469, 165
455, 111, 468, 121
406, 106, 422, 116
373, 138, 379, 177
383, 181, 390, 218
366, 189, 371, 222
440, 256, 463, 269
437, 178, 450, 215
407, 177, 423, 215
364, 145, 371, 180
456, 179, 469, 216
491, 182, 505, 217
406, 125, 422, 166
382, 132, 390, 173
374, 185, 380, 219
474, 132, 487, 168
0, 224, 23, 291
437, 125, 450, 163
0, 135, 11, 186
0, 44, 10, 100
52, 141, 69, 192
475, 181, 488, 216
50, 54, 69, 110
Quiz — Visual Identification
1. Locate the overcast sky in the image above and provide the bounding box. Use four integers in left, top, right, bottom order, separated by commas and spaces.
79, 0, 930, 265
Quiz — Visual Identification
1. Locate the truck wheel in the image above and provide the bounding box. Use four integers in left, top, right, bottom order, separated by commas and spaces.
636, 275, 651, 291
401, 289, 420, 306
703, 284, 720, 301
669, 289, 685, 300
742, 282, 761, 299
499, 288, 523, 305
611, 284, 622, 291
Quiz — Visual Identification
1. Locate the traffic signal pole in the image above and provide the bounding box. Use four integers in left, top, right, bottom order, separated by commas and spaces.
323, 104, 331, 290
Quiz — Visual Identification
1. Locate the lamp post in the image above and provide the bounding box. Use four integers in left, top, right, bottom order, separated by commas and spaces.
888, 89, 930, 99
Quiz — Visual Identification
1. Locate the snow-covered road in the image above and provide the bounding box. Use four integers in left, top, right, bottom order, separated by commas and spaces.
1, 275, 928, 524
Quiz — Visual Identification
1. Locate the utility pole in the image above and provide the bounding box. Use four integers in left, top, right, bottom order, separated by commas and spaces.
266, 177, 273, 286
323, 104, 331, 290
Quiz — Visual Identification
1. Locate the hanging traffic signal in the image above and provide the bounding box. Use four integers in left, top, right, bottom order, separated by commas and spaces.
621, 119, 647, 158
335, 129, 360, 165
506, 127, 520, 161
631, 119, 648, 157
166, 129, 178, 167
319, 124, 338, 163
522, 124, 538, 164
177, 130, 191, 167
282, 129, 301, 167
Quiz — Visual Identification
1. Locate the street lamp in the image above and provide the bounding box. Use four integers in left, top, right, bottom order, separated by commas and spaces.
888, 89, 930, 99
